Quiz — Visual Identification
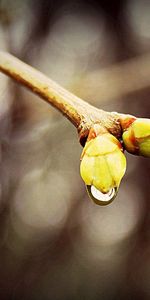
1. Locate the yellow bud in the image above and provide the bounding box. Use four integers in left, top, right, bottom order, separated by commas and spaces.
80, 132, 126, 194
122, 118, 150, 157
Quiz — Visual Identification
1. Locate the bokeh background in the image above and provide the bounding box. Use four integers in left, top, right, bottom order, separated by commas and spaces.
0, 0, 150, 299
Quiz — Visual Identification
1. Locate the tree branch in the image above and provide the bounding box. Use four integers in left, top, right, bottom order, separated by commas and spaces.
0, 51, 129, 144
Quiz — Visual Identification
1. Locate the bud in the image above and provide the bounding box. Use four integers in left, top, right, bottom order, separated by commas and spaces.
80, 128, 126, 194
122, 118, 150, 157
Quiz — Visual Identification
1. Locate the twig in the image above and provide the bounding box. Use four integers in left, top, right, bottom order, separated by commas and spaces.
0, 51, 130, 144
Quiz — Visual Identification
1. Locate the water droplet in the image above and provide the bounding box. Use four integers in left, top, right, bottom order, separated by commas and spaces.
86, 185, 117, 206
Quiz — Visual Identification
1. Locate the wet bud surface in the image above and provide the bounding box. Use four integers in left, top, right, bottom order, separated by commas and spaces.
80, 128, 126, 204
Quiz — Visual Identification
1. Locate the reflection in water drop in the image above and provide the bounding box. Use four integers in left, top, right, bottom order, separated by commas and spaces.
86, 185, 117, 206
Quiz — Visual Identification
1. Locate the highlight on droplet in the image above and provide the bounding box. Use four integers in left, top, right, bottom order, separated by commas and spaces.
86, 185, 117, 206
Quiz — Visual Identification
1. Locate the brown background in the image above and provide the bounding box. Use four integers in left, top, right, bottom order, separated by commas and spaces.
0, 1, 150, 299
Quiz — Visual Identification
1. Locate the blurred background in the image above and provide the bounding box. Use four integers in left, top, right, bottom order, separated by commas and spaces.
0, 0, 150, 299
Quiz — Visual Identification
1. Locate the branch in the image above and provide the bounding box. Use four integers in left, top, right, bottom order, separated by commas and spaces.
0, 51, 122, 144
0, 51, 150, 205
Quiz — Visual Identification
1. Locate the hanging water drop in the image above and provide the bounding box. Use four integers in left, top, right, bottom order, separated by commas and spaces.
86, 185, 117, 206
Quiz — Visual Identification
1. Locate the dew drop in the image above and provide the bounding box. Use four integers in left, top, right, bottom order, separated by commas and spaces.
86, 185, 117, 206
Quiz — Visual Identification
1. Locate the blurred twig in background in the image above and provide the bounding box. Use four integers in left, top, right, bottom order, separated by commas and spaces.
74, 52, 150, 104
